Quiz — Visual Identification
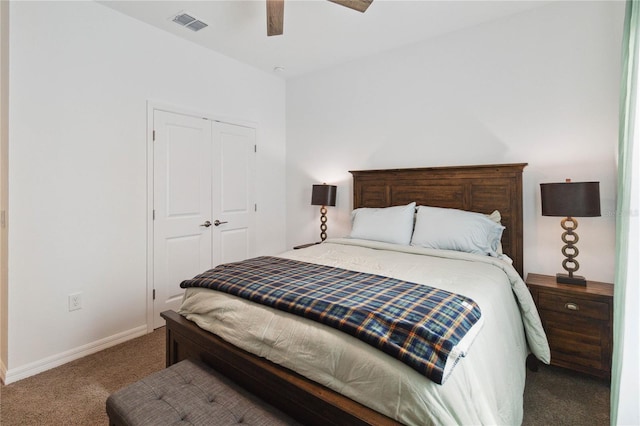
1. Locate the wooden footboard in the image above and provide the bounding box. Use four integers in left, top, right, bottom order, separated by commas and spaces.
161, 310, 401, 426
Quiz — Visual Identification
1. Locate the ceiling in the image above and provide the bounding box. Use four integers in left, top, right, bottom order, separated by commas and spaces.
100, 0, 551, 79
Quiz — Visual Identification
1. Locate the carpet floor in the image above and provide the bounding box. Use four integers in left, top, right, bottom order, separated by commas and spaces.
0, 329, 165, 425
0, 328, 610, 425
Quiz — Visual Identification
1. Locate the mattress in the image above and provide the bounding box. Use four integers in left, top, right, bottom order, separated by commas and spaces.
179, 238, 550, 425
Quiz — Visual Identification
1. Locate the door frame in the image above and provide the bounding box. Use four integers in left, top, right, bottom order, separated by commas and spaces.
146, 101, 258, 332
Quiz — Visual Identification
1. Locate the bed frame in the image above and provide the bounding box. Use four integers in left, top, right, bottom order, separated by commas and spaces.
162, 163, 527, 425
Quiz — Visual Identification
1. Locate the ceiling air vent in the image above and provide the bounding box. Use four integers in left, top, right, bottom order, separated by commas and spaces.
171, 12, 208, 32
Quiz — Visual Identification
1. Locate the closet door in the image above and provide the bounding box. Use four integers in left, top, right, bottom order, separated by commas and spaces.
151, 111, 256, 329
152, 111, 212, 328
211, 122, 256, 266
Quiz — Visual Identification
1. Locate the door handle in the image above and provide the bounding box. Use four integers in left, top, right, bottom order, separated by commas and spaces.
213, 220, 228, 227
200, 220, 212, 228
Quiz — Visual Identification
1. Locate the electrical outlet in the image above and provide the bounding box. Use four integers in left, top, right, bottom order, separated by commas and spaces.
68, 292, 82, 311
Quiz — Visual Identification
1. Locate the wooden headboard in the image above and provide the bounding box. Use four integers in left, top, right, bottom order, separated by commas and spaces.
349, 163, 527, 277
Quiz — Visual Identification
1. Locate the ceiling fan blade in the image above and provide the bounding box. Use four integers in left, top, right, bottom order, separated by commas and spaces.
327, 0, 373, 13
267, 0, 284, 36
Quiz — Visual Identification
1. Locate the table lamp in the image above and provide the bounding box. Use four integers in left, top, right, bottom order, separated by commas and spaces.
311, 184, 337, 242
540, 179, 601, 285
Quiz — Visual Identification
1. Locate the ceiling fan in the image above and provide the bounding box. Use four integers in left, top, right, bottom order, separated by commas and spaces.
266, 0, 373, 36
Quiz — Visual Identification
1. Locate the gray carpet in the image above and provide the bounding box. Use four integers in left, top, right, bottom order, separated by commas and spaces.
0, 328, 610, 425
523, 364, 610, 426
0, 329, 165, 425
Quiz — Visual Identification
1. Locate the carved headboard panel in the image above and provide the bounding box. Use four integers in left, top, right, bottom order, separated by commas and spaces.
349, 163, 527, 277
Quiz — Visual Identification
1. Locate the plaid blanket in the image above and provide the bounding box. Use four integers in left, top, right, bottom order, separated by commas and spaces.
180, 256, 482, 384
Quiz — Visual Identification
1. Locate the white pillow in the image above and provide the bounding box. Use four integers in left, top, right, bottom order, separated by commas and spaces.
350, 202, 416, 245
410, 206, 504, 257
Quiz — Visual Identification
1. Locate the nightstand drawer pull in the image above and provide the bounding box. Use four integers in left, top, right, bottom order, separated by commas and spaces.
565, 302, 579, 311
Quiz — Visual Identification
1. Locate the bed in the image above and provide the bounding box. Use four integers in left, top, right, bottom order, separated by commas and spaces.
161, 163, 550, 425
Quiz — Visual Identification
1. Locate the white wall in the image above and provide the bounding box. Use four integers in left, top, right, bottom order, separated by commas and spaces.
5, 1, 286, 382
286, 1, 624, 284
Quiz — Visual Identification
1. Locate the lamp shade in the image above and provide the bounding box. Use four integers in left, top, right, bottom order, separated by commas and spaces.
540, 181, 601, 217
311, 184, 337, 206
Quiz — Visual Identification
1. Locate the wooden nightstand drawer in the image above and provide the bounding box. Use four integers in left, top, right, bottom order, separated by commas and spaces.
542, 311, 610, 371
538, 292, 609, 321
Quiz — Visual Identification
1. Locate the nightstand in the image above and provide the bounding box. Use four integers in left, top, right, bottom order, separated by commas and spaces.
293, 242, 321, 250
526, 273, 613, 379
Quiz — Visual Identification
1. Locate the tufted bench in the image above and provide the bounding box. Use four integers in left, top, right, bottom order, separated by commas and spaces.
106, 358, 300, 426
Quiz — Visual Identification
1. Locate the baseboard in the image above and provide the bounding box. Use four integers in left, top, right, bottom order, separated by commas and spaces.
2, 325, 148, 384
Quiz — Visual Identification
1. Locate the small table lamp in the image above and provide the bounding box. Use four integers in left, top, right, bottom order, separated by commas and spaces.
540, 179, 601, 285
311, 184, 337, 242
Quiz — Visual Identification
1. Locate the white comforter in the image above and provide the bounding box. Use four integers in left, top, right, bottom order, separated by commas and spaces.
179, 238, 550, 425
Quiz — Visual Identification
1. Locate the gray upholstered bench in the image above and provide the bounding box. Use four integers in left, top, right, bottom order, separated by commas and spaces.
106, 358, 300, 426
